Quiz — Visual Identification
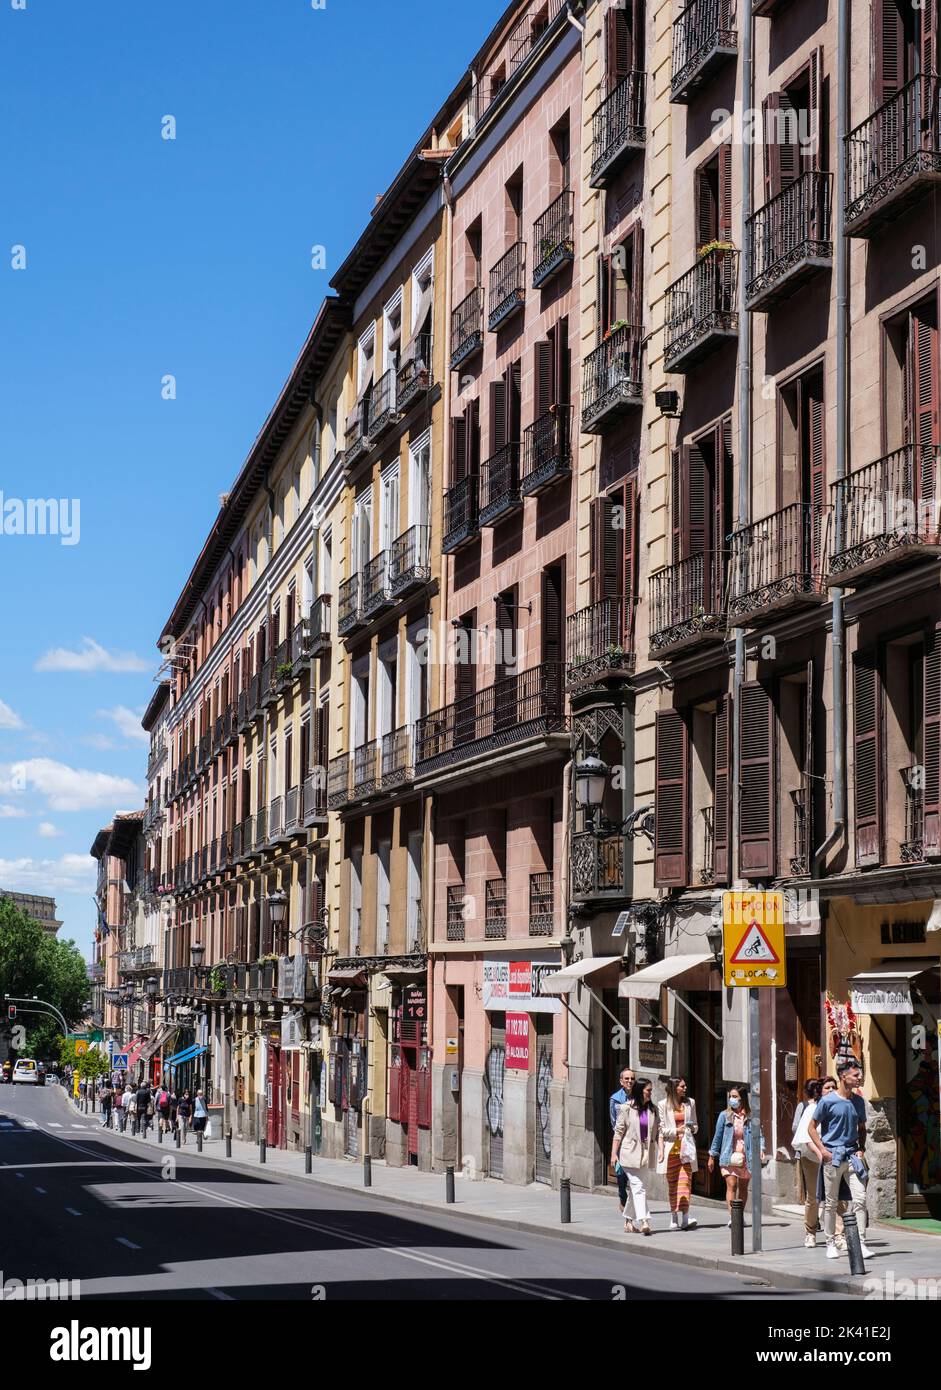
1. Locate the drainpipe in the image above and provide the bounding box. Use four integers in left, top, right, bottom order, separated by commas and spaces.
814, 0, 849, 875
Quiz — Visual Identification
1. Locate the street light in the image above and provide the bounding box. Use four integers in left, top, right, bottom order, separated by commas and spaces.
145, 976, 159, 1001
707, 922, 724, 967
574, 755, 609, 812
190, 942, 205, 968
573, 755, 655, 843
267, 889, 288, 928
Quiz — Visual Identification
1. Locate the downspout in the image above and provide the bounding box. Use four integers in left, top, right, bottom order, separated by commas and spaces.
814, 0, 849, 874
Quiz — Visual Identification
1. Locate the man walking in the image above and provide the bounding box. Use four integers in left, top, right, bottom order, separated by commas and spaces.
808, 1060, 872, 1260
99, 1078, 114, 1129
609, 1066, 636, 1216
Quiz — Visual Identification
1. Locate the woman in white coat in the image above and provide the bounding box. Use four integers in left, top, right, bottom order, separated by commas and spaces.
657, 1076, 699, 1230
611, 1079, 660, 1235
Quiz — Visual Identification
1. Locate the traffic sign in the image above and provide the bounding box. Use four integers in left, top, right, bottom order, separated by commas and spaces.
7, 1005, 15, 1020
722, 891, 786, 988
74, 1039, 89, 1055
113, 1053, 128, 1071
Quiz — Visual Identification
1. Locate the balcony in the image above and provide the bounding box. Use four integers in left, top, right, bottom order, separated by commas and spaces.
485, 878, 507, 940
827, 444, 941, 586
566, 597, 635, 689
488, 242, 526, 331
327, 754, 351, 810
479, 442, 522, 526
532, 189, 575, 287
306, 595, 331, 656
361, 551, 392, 620
380, 725, 413, 791
727, 503, 825, 626
118, 945, 156, 976
671, 0, 738, 105
664, 247, 739, 372
232, 818, 252, 862
442, 474, 480, 554
845, 76, 941, 238
267, 795, 286, 845
353, 740, 379, 799
901, 766, 925, 864
291, 619, 309, 675
446, 886, 466, 942
337, 574, 364, 637
284, 785, 301, 835
416, 661, 563, 777
529, 871, 554, 937
198, 731, 211, 771
450, 287, 484, 368
397, 341, 434, 413
367, 366, 400, 444
302, 771, 327, 825
222, 704, 237, 748
581, 324, 643, 433
388, 524, 430, 597
521, 405, 572, 496
571, 831, 625, 900
589, 73, 647, 189
274, 638, 293, 693
648, 552, 726, 655
344, 400, 371, 471
252, 807, 268, 853
147, 738, 166, 778
746, 171, 833, 311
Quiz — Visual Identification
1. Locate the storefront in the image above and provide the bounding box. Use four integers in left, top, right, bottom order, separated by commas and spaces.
326, 967, 367, 1160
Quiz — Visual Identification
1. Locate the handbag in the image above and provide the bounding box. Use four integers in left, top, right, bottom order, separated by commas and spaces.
679, 1132, 697, 1166
728, 1151, 745, 1168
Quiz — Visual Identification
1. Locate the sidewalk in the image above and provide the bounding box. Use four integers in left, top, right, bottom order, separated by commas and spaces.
66, 1090, 939, 1299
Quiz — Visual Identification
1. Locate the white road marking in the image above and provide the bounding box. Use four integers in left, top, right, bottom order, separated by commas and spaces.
206, 1288, 233, 1300
15, 1171, 24, 1178
115, 1237, 140, 1250
71, 1125, 88, 1130
65, 1207, 82, 1216
35, 1187, 46, 1195
48, 1122, 62, 1128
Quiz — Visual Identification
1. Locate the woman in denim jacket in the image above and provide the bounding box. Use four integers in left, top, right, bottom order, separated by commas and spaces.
708, 1086, 766, 1227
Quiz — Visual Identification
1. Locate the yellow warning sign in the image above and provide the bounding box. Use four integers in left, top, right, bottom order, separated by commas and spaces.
722, 891, 786, 988
74, 1039, 89, 1055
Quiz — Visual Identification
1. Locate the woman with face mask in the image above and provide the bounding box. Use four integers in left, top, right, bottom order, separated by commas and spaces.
708, 1085, 766, 1226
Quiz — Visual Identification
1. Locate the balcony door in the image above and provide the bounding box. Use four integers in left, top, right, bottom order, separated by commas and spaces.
494, 589, 518, 732
591, 477, 638, 649
672, 420, 732, 612
381, 464, 400, 556
779, 367, 826, 576
904, 299, 940, 504
874, 0, 927, 107
605, 0, 643, 91
763, 50, 823, 203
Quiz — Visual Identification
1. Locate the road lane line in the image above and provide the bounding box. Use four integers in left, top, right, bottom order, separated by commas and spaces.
115, 1237, 140, 1250
65, 1207, 82, 1216
207, 1288, 233, 1300
35, 1186, 46, 1194
48, 1122, 62, 1128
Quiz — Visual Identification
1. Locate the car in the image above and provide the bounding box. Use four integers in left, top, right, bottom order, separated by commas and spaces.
12, 1059, 39, 1085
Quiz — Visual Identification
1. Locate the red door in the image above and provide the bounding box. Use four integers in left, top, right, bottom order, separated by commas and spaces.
404, 1052, 419, 1158
267, 1045, 283, 1148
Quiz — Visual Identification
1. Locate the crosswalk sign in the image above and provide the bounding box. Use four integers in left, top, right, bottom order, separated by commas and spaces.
113, 1054, 128, 1071
722, 891, 786, 988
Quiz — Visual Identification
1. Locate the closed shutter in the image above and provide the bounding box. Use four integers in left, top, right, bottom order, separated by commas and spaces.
654, 707, 689, 887
671, 448, 682, 564
806, 374, 826, 574
853, 651, 883, 867
923, 0, 938, 94
804, 659, 815, 867
695, 165, 717, 249
739, 681, 776, 879
597, 253, 612, 339
874, 0, 905, 107
684, 440, 709, 559
541, 566, 563, 671
718, 142, 733, 240
451, 416, 468, 483
536, 340, 553, 418
622, 474, 638, 647
808, 47, 823, 174
554, 317, 570, 405
923, 625, 941, 856
508, 359, 522, 440
465, 398, 481, 475
593, 493, 622, 602
713, 695, 732, 884
911, 304, 940, 507
630, 221, 645, 325
605, 3, 633, 88
714, 420, 731, 607
763, 94, 783, 201
490, 379, 507, 453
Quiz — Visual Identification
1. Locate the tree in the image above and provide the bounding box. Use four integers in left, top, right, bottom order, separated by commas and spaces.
0, 896, 89, 1059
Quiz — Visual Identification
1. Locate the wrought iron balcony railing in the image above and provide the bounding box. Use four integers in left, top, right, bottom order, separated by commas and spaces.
533, 189, 575, 286
344, 400, 371, 469
415, 661, 563, 775
337, 573, 363, 636
353, 740, 379, 798
648, 551, 726, 655
790, 783, 810, 876
901, 766, 925, 864
828, 444, 941, 586
671, 0, 738, 105
728, 503, 824, 625
450, 286, 484, 368
664, 247, 739, 372
388, 523, 430, 596
284, 786, 301, 834
479, 442, 522, 526
380, 725, 412, 790
485, 878, 507, 940
746, 170, 833, 311
489, 242, 526, 331
397, 336, 434, 412
442, 474, 480, 554
571, 831, 625, 899
521, 404, 572, 495
581, 324, 643, 432
118, 945, 156, 975
273, 638, 292, 693
529, 871, 554, 936
845, 75, 941, 238
367, 366, 399, 443
361, 550, 392, 619
327, 753, 351, 810
566, 596, 635, 688
590, 72, 647, 188
306, 595, 331, 656
252, 806, 267, 853
303, 771, 327, 824
446, 886, 466, 942
267, 795, 285, 843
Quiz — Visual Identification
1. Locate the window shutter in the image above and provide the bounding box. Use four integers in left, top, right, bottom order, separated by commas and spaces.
536, 339, 553, 418
695, 166, 717, 250
853, 651, 883, 867
450, 416, 468, 483
804, 659, 815, 867
490, 380, 508, 453
621, 473, 638, 647
718, 142, 733, 240
739, 681, 776, 879
763, 94, 784, 202
923, 625, 941, 856
654, 707, 689, 887
541, 568, 563, 705
808, 47, 823, 174
714, 420, 731, 607
596, 492, 622, 601
923, 0, 938, 86
630, 221, 645, 325
554, 316, 570, 405
713, 694, 731, 884
874, 0, 905, 107
508, 359, 522, 440
684, 440, 709, 560
465, 398, 480, 475
597, 253, 612, 340
911, 305, 940, 508
806, 374, 826, 574
606, 3, 633, 89
671, 448, 682, 564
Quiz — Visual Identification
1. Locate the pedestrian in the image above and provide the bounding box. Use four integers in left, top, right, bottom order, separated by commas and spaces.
807, 1060, 872, 1261
114, 1084, 126, 1132
155, 1081, 172, 1134
177, 1088, 193, 1144
657, 1076, 699, 1230
611, 1078, 659, 1235
135, 1080, 152, 1137
792, 1079, 824, 1247
193, 1089, 209, 1138
708, 1085, 766, 1227
125, 1087, 138, 1130
608, 1066, 636, 1216
810, 1076, 849, 1250
100, 1078, 114, 1128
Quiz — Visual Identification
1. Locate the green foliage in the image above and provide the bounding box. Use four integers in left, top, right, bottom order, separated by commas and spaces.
0, 896, 89, 1059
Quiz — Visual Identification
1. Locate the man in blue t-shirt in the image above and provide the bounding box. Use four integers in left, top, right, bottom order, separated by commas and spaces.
808, 1061, 871, 1260
609, 1066, 636, 1215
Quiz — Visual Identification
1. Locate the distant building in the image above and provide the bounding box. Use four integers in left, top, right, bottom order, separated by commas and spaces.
0, 891, 62, 936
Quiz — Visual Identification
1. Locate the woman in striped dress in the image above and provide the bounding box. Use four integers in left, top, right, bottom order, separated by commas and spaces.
657, 1076, 699, 1230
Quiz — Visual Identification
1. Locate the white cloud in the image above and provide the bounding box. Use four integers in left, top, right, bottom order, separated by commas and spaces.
81, 734, 118, 751
0, 804, 26, 819
35, 638, 150, 674
0, 699, 24, 730
38, 822, 61, 838
96, 706, 149, 744
0, 758, 142, 813
0, 853, 96, 896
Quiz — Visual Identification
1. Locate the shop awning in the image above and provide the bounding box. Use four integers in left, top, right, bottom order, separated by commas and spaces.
540, 957, 622, 996
328, 967, 366, 985
138, 1022, 179, 1063
165, 1043, 207, 1069
848, 962, 937, 1016
618, 953, 715, 1000
124, 1035, 147, 1068
927, 900, 941, 933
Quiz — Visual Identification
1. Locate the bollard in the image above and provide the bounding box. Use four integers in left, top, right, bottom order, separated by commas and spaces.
560, 1177, 571, 1224
225, 1130, 232, 1158
446, 1165, 455, 1204
841, 1209, 867, 1276
730, 1198, 745, 1256
157, 1125, 163, 1145
197, 1131, 203, 1153
175, 1127, 181, 1149
363, 1154, 372, 1187
259, 1136, 266, 1164
305, 1146, 312, 1175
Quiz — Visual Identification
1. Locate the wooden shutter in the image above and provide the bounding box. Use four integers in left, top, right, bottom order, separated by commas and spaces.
911, 305, 940, 508
450, 416, 467, 483
541, 567, 563, 671
695, 165, 717, 249
764, 92, 799, 200
654, 707, 689, 887
554, 317, 570, 405
490, 380, 507, 453
718, 143, 733, 240
508, 359, 522, 440
606, 2, 633, 89
671, 448, 682, 564
924, 626, 941, 856
622, 473, 638, 646
714, 420, 731, 607
593, 493, 622, 602
853, 651, 883, 867
807, 48, 823, 174
465, 398, 480, 475
923, 0, 938, 83
739, 681, 776, 879
535, 339, 553, 418
806, 374, 826, 574
630, 222, 644, 325
713, 695, 732, 884
874, 0, 905, 106
597, 253, 612, 339
684, 440, 709, 560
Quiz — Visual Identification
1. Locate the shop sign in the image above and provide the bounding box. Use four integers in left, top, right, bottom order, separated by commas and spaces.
482, 958, 562, 1013
404, 985, 427, 1023
636, 1025, 668, 1072
850, 983, 914, 1016
506, 1013, 530, 1070
281, 1012, 304, 1049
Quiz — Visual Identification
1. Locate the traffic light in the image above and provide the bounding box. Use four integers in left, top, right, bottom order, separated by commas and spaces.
7, 1005, 15, 1021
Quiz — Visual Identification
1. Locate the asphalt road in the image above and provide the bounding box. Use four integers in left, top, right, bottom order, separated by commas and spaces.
0, 1084, 849, 1301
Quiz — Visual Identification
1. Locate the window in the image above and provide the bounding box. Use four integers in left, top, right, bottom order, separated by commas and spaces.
778, 366, 826, 570
377, 636, 398, 742
450, 398, 480, 484
349, 846, 363, 955
884, 295, 939, 457
505, 169, 524, 246
327, 399, 339, 464
408, 249, 434, 370
605, 0, 644, 92
762, 50, 823, 203
407, 831, 423, 952
320, 526, 332, 597
534, 319, 570, 417
671, 420, 733, 609
598, 223, 643, 338
873, 0, 934, 107
352, 489, 372, 576
383, 289, 403, 375
694, 144, 732, 252
380, 462, 400, 552
406, 617, 428, 730
352, 654, 370, 751
654, 698, 731, 888
489, 359, 521, 454
591, 475, 639, 647
376, 840, 391, 953
357, 325, 376, 396
550, 116, 570, 198
408, 431, 432, 530
466, 218, 483, 293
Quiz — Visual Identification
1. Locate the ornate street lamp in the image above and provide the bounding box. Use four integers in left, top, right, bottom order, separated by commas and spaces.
267, 889, 288, 929
190, 942, 205, 968
574, 755, 609, 813
574, 755, 655, 844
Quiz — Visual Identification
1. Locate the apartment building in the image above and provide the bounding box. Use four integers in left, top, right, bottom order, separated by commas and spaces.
90, 812, 146, 1046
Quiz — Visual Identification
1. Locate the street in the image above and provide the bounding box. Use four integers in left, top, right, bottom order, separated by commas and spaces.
0, 1085, 847, 1302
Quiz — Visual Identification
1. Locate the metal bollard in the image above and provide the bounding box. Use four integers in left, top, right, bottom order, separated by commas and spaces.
560, 1177, 572, 1224
363, 1154, 372, 1187
730, 1198, 745, 1256
259, 1136, 266, 1164
225, 1130, 232, 1158
305, 1146, 312, 1175
175, 1127, 181, 1149
841, 1209, 867, 1276
157, 1125, 163, 1144
446, 1165, 455, 1204
197, 1131, 203, 1153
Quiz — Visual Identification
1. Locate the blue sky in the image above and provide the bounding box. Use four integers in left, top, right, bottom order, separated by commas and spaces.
0, 0, 505, 959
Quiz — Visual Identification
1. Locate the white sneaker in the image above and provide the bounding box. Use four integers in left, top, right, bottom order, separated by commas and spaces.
859, 1243, 874, 1259
727, 1219, 732, 1228
669, 1216, 679, 1231
825, 1241, 840, 1259
804, 1234, 817, 1249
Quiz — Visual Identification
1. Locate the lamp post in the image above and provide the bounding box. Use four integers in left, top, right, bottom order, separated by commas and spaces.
573, 755, 655, 843
267, 889, 288, 955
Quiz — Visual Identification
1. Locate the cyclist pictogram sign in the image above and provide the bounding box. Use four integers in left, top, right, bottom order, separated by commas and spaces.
722, 892, 787, 988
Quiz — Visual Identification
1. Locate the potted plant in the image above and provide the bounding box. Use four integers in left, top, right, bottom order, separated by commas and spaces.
276, 661, 293, 683
208, 966, 226, 995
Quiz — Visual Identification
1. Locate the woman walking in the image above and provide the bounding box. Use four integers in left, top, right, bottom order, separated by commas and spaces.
611, 1079, 659, 1235
708, 1085, 766, 1226
177, 1088, 193, 1145
193, 1089, 209, 1139
657, 1076, 699, 1230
